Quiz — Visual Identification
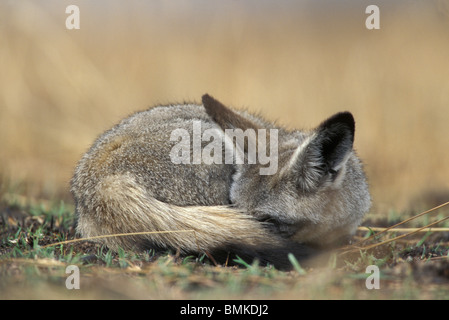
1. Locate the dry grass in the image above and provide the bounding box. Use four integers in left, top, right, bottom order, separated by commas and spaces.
1, 198, 449, 300
1, 1, 449, 211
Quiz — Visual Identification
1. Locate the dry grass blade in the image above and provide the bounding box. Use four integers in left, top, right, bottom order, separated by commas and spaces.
359, 215, 449, 251
39, 230, 198, 249
358, 226, 449, 233
339, 214, 449, 257
204, 251, 219, 267
355, 201, 449, 246
338, 201, 449, 257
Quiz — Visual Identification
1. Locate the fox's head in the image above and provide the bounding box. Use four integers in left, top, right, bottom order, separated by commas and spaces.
202, 94, 371, 247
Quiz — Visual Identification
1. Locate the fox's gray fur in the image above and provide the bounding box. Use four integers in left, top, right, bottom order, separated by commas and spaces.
71, 94, 371, 268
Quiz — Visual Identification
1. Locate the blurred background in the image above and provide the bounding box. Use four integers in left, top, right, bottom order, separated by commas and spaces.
1, 0, 448, 214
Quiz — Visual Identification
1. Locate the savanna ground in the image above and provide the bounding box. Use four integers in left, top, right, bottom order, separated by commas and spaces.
1, 0, 449, 300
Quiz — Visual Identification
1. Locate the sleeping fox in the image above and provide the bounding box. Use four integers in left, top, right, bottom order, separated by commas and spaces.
71, 94, 371, 268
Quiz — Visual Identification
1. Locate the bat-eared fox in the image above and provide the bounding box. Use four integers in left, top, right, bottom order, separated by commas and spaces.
71, 94, 371, 269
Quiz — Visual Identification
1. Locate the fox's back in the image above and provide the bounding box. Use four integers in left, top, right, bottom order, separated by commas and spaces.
72, 104, 233, 207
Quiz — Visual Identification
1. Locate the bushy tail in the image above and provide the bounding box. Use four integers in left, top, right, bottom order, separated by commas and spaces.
75, 173, 312, 268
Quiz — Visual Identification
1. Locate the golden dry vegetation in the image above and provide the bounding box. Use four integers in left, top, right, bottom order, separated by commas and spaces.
2, 1, 449, 301
1, 0, 449, 214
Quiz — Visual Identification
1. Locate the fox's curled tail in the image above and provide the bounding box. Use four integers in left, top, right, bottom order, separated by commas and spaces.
74, 173, 312, 269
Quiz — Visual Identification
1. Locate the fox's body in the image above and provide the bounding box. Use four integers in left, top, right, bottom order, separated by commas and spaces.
71, 94, 370, 268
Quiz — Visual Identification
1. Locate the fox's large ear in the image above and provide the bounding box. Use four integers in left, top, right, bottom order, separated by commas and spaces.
315, 111, 355, 171
283, 112, 355, 191
202, 94, 260, 131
